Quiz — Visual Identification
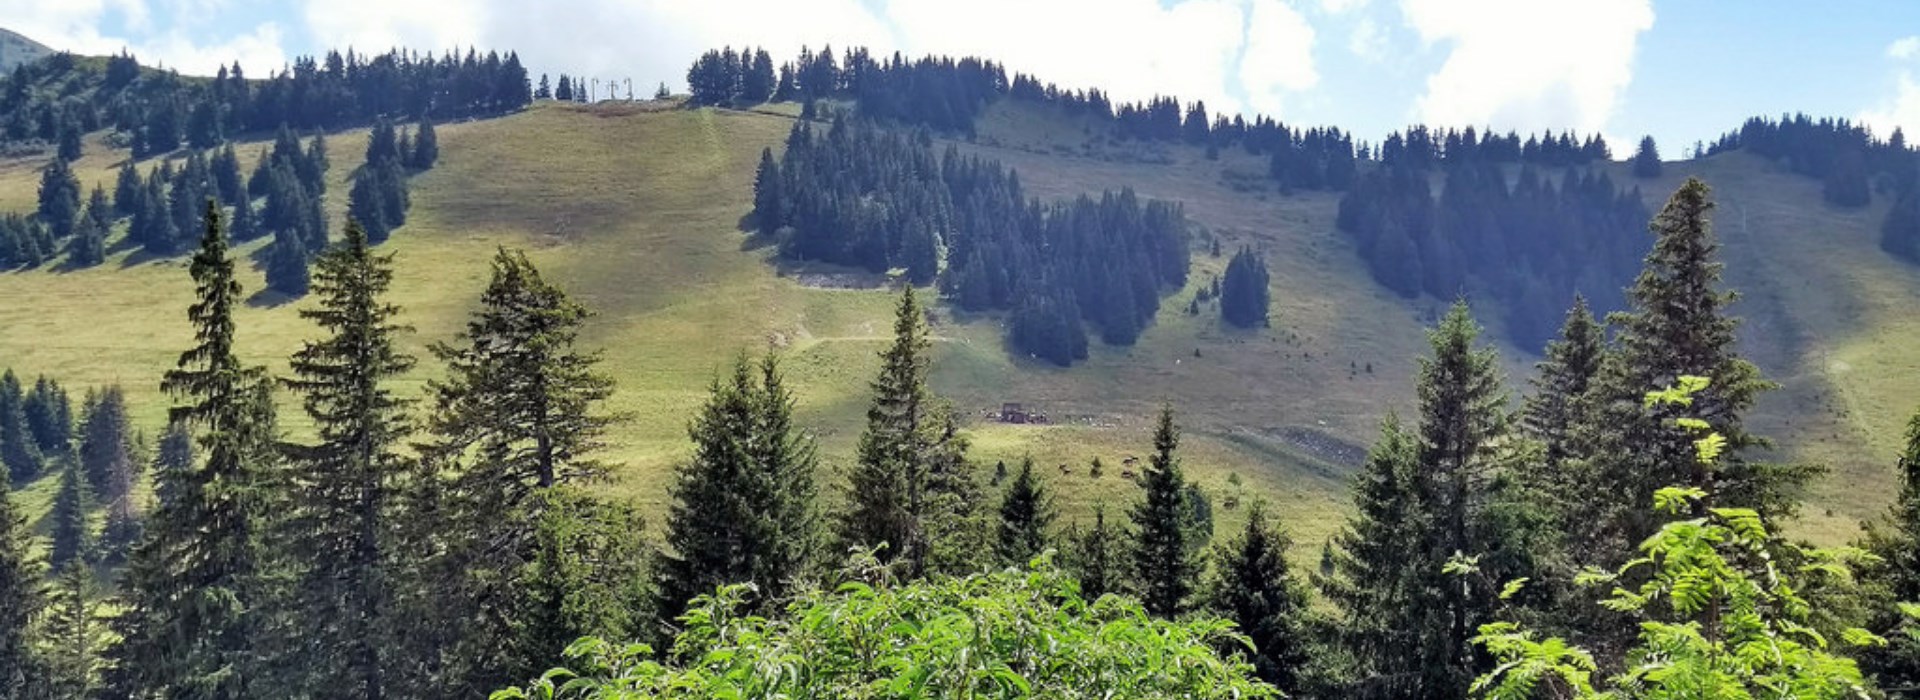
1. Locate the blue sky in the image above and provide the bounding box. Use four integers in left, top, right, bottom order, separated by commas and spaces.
6, 0, 1918, 156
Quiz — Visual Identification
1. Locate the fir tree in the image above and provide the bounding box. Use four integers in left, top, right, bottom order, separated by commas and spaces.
43, 563, 101, 699
0, 446, 43, 697
1519, 296, 1603, 491
1130, 405, 1201, 617
114, 160, 142, 218
265, 227, 311, 296
995, 457, 1055, 566
48, 457, 92, 573
1066, 503, 1124, 600
1582, 177, 1813, 558
37, 157, 81, 239
1205, 502, 1309, 693
411, 117, 438, 170
1219, 246, 1271, 329
656, 353, 820, 618
24, 376, 74, 456
408, 248, 630, 694
78, 386, 136, 500
279, 220, 415, 698
0, 370, 41, 482
751, 147, 782, 236
1631, 135, 1662, 178
1862, 406, 1920, 688
838, 287, 979, 579
109, 201, 278, 699
1319, 415, 1422, 696
66, 213, 105, 267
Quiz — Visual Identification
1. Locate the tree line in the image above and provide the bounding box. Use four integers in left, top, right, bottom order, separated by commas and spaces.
754, 116, 1190, 365
1336, 160, 1650, 349
1, 47, 525, 159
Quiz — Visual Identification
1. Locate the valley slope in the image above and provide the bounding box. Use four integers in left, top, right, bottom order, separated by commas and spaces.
0, 99, 1909, 550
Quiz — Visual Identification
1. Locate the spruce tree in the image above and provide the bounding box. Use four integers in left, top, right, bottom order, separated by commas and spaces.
1518, 296, 1603, 491
0, 370, 41, 482
48, 457, 92, 573
838, 287, 978, 579
657, 353, 820, 618
79, 387, 136, 498
265, 227, 311, 296
114, 160, 142, 218
1205, 502, 1308, 693
43, 564, 101, 699
0, 448, 43, 697
995, 457, 1055, 566
37, 157, 81, 239
1066, 503, 1124, 600
1582, 177, 1812, 557
409, 248, 631, 694
752, 147, 782, 236
412, 117, 438, 170
1219, 246, 1271, 329
110, 200, 278, 698
1130, 405, 1201, 617
1407, 302, 1510, 698
1631, 135, 1661, 178
24, 376, 74, 456
279, 220, 415, 698
1319, 415, 1422, 696
67, 214, 105, 267
1858, 405, 1920, 688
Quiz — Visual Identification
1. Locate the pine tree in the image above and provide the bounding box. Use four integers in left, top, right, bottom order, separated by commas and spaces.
109, 200, 278, 698
37, 157, 81, 239
279, 220, 415, 698
66, 213, 105, 267
1066, 503, 1124, 600
48, 457, 92, 573
995, 457, 1055, 566
656, 353, 820, 618
24, 376, 74, 456
1205, 502, 1308, 693
408, 248, 629, 694
0, 445, 43, 697
838, 287, 979, 579
1131, 405, 1201, 617
265, 227, 311, 296
1583, 177, 1813, 558
114, 160, 142, 218
0, 370, 41, 483
79, 387, 135, 500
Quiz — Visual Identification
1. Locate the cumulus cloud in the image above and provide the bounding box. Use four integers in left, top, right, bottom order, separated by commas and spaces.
1347, 16, 1386, 63
1861, 36, 1920, 139
1401, 0, 1653, 135
0, 0, 286, 75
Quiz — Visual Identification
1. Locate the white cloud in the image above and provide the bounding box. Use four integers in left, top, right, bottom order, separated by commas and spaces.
1889, 35, 1920, 61
0, 0, 285, 75
1347, 16, 1386, 63
1401, 0, 1653, 135
1318, 0, 1369, 15
1862, 36, 1920, 140
1240, 0, 1319, 114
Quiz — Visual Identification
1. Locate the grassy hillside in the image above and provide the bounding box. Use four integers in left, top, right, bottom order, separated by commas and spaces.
0, 28, 52, 73
0, 98, 1910, 556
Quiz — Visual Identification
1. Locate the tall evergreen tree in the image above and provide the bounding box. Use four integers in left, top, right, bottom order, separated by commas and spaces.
37, 157, 81, 239
1066, 503, 1124, 600
109, 201, 278, 699
1219, 246, 1271, 329
752, 147, 782, 236
411, 117, 438, 170
0, 445, 43, 697
1205, 502, 1309, 693
838, 286, 980, 579
279, 220, 415, 699
407, 248, 632, 694
78, 386, 136, 500
1631, 135, 1662, 178
43, 564, 101, 699
265, 227, 311, 296
995, 457, 1055, 566
48, 457, 92, 573
1130, 406, 1201, 617
1406, 302, 1511, 698
656, 353, 820, 619
1861, 406, 1920, 689
0, 371, 41, 483
24, 376, 74, 456
1519, 296, 1604, 489
1582, 177, 1813, 558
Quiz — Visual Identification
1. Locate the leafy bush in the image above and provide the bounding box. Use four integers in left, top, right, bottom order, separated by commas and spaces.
493, 556, 1277, 699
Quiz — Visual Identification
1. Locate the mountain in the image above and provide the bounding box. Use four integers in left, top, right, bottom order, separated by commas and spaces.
0, 28, 52, 72
0, 62, 1912, 551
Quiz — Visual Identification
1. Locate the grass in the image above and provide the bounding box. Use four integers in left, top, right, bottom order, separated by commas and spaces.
0, 98, 1912, 559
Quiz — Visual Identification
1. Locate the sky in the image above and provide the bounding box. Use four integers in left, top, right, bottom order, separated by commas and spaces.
5, 0, 1918, 156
